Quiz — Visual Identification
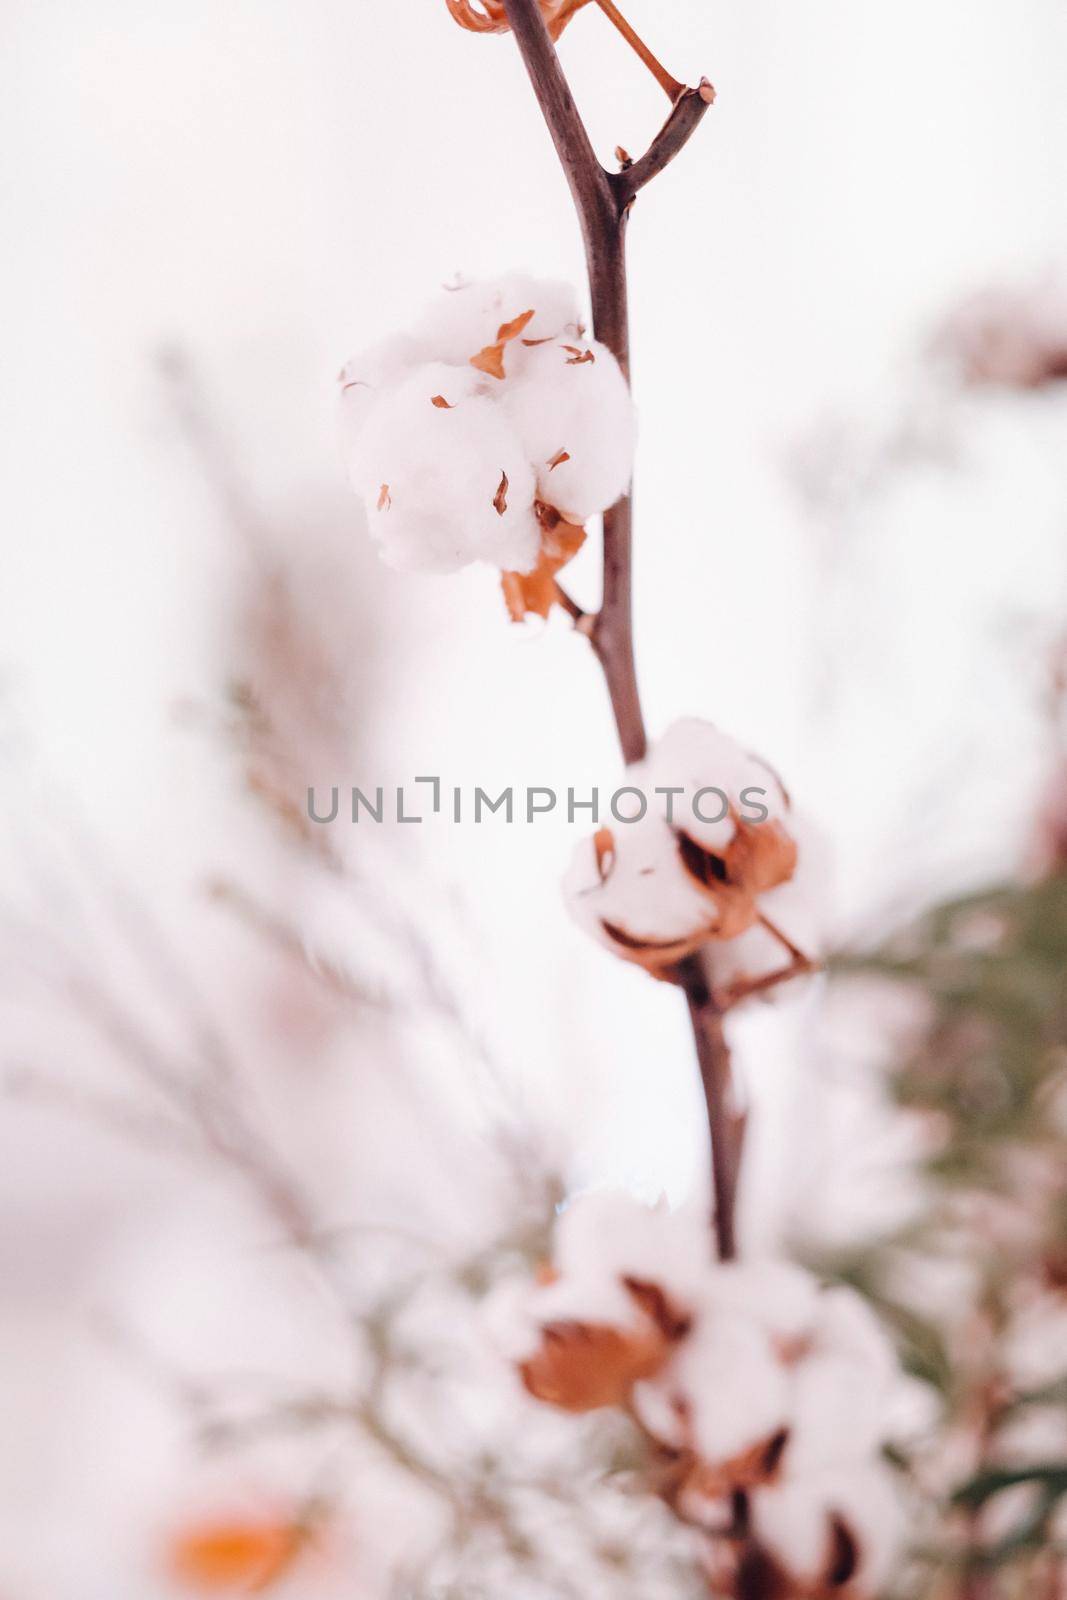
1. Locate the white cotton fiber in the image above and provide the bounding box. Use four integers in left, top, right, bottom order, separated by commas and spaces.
552, 1189, 712, 1308
563, 810, 725, 957
645, 718, 790, 856
638, 1311, 791, 1467
349, 364, 539, 574
503, 338, 636, 522
411, 273, 582, 369
698, 1260, 823, 1342
751, 1462, 905, 1594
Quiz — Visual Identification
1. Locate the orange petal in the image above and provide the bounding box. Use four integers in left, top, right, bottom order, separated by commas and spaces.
496, 308, 535, 344
430, 394, 454, 409
470, 342, 507, 380
673, 827, 774, 942
547, 448, 571, 470
499, 505, 586, 622
520, 1319, 669, 1412
470, 309, 535, 381
377, 484, 391, 511
724, 817, 797, 896
493, 470, 509, 516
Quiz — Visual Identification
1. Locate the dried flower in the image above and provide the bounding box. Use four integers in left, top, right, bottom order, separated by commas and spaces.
445, 0, 592, 43
520, 1315, 671, 1410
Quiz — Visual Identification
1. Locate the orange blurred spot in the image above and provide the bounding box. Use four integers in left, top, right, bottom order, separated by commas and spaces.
168, 1518, 304, 1593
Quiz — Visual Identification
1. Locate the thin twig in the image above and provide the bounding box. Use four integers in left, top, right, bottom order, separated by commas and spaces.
614, 83, 715, 209
502, 0, 739, 1260
713, 912, 817, 1010
552, 580, 588, 623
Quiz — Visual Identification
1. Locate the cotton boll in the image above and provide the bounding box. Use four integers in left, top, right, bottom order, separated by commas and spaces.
503, 338, 636, 521
350, 364, 540, 574
552, 1190, 713, 1311
630, 1375, 690, 1451
411, 274, 582, 367
339, 274, 626, 591
563, 720, 802, 972
646, 718, 791, 857
699, 1260, 823, 1345
338, 332, 426, 447
639, 1313, 791, 1468
786, 1348, 896, 1470
779, 1287, 901, 1471
482, 1273, 548, 1364
815, 1286, 900, 1381
563, 810, 727, 965
523, 1267, 647, 1334
751, 1461, 905, 1595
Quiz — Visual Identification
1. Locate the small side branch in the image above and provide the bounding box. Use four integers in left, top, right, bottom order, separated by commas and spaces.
614, 82, 715, 209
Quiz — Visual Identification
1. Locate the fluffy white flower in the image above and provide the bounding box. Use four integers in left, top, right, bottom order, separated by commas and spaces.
490, 1190, 711, 1360
784, 1288, 902, 1472
485, 1192, 712, 1416
637, 1261, 907, 1499
492, 1197, 911, 1576
646, 719, 791, 854
548, 1189, 712, 1316
699, 1259, 823, 1343
411, 273, 583, 369
751, 1460, 905, 1595
635, 1309, 792, 1469
348, 364, 539, 573
564, 810, 725, 965
338, 274, 636, 579
501, 338, 636, 523
563, 719, 802, 974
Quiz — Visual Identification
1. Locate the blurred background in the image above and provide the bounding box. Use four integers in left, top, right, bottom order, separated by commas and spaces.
4, 0, 1067, 1594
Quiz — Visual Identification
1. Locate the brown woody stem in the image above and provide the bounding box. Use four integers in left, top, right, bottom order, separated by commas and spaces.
501, 0, 738, 1257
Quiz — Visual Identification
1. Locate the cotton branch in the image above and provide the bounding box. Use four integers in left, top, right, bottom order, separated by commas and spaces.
503, 0, 713, 769
614, 81, 716, 208
501, 0, 740, 1258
